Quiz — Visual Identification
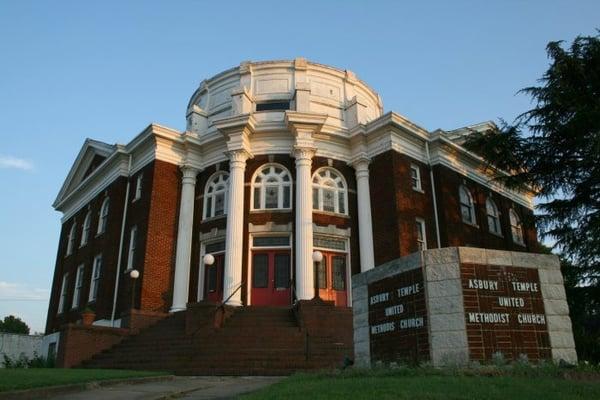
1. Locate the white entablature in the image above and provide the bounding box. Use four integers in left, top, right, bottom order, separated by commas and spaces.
54, 59, 536, 221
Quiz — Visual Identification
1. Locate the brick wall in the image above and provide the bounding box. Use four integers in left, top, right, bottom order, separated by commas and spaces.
369, 150, 539, 267
139, 160, 180, 312
46, 176, 128, 333
57, 324, 129, 368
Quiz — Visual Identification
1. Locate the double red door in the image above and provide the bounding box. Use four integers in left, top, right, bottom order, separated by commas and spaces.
317, 252, 348, 306
251, 250, 292, 306
204, 253, 224, 303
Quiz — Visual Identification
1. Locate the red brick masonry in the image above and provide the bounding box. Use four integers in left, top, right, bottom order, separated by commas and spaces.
368, 268, 429, 363
461, 263, 551, 361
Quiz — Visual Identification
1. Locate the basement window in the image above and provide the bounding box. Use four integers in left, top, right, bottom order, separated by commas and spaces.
256, 101, 290, 112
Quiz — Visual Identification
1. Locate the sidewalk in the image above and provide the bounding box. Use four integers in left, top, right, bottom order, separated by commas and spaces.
46, 376, 281, 400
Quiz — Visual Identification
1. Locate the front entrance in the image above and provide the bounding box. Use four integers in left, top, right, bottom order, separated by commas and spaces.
317, 251, 348, 306
204, 253, 224, 303
251, 250, 292, 306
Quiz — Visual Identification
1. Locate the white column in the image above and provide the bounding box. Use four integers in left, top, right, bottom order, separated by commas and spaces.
222, 150, 248, 306
171, 166, 199, 312
294, 147, 315, 300
354, 159, 375, 272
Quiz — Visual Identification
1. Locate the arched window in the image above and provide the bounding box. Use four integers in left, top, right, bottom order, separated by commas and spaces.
97, 197, 109, 235
66, 222, 76, 256
459, 186, 476, 225
80, 211, 91, 246
203, 172, 229, 219
509, 209, 525, 245
312, 168, 348, 215
486, 198, 501, 235
251, 164, 292, 210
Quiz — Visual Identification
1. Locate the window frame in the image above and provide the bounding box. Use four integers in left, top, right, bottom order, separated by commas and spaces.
97, 197, 110, 235
509, 209, 525, 245
80, 211, 91, 247
72, 264, 84, 309
312, 167, 348, 216
415, 218, 427, 251
250, 164, 293, 211
203, 171, 229, 219
126, 226, 137, 271
57, 272, 69, 314
89, 254, 102, 302
133, 173, 143, 201
410, 164, 423, 192
66, 222, 77, 256
459, 185, 477, 225
486, 198, 502, 236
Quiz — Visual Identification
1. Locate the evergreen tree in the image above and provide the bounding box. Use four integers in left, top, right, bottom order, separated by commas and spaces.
464, 32, 600, 361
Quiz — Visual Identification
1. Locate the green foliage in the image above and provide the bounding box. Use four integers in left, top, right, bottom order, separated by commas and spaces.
242, 365, 600, 400
0, 315, 30, 334
1, 352, 55, 369
463, 32, 600, 362
0, 369, 167, 392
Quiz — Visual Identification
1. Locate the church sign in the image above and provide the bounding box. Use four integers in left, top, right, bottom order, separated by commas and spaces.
352, 248, 576, 367
368, 269, 428, 363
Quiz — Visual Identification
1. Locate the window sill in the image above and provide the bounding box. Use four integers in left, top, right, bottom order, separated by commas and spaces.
513, 240, 526, 247
412, 188, 425, 194
489, 231, 504, 238
250, 209, 292, 214
201, 214, 227, 223
131, 197, 140, 203
313, 210, 350, 219
462, 221, 479, 229
95, 232, 105, 238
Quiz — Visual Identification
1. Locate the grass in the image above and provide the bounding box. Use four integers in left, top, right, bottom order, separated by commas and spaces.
0, 369, 168, 392
241, 366, 600, 400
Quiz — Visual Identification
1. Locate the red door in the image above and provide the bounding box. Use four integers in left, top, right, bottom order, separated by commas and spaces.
204, 253, 224, 303
317, 252, 348, 306
251, 250, 291, 306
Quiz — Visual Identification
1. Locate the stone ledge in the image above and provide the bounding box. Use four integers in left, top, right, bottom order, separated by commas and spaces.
425, 262, 461, 281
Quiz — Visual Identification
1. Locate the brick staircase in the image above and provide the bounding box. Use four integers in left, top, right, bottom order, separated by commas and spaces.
81, 301, 354, 375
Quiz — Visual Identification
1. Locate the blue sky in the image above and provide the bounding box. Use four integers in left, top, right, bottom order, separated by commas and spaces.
0, 1, 598, 333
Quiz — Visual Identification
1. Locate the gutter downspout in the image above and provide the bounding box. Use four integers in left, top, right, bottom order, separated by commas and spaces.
426, 142, 442, 249
110, 155, 132, 327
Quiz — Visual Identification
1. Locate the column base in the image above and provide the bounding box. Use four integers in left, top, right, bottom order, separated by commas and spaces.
225, 299, 243, 307
169, 306, 186, 313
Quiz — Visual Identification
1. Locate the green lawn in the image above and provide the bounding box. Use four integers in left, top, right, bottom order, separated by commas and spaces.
0, 369, 168, 392
242, 369, 600, 400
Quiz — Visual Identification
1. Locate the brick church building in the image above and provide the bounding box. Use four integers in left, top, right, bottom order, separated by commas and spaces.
44, 59, 538, 372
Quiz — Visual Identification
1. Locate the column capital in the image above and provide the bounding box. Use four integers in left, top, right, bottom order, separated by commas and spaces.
226, 149, 252, 166
293, 146, 316, 162
180, 165, 200, 184
350, 156, 371, 172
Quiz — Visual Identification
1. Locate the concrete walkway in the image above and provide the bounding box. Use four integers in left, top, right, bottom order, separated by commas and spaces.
47, 376, 282, 400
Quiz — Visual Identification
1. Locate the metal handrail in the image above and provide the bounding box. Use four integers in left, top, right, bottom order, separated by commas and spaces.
215, 281, 245, 312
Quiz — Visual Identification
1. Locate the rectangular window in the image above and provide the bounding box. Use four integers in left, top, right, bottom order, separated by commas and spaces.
58, 273, 68, 314
265, 185, 278, 208
323, 189, 335, 212
313, 236, 346, 251
252, 254, 268, 288
89, 254, 102, 301
274, 254, 290, 289
410, 164, 422, 191
214, 193, 225, 216
332, 256, 346, 290
256, 101, 290, 111
127, 226, 137, 271
72, 265, 84, 309
253, 187, 261, 209
205, 241, 226, 254
207, 265, 217, 292
416, 218, 427, 251
134, 174, 143, 201
253, 236, 290, 247
317, 258, 327, 289
312, 188, 319, 210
